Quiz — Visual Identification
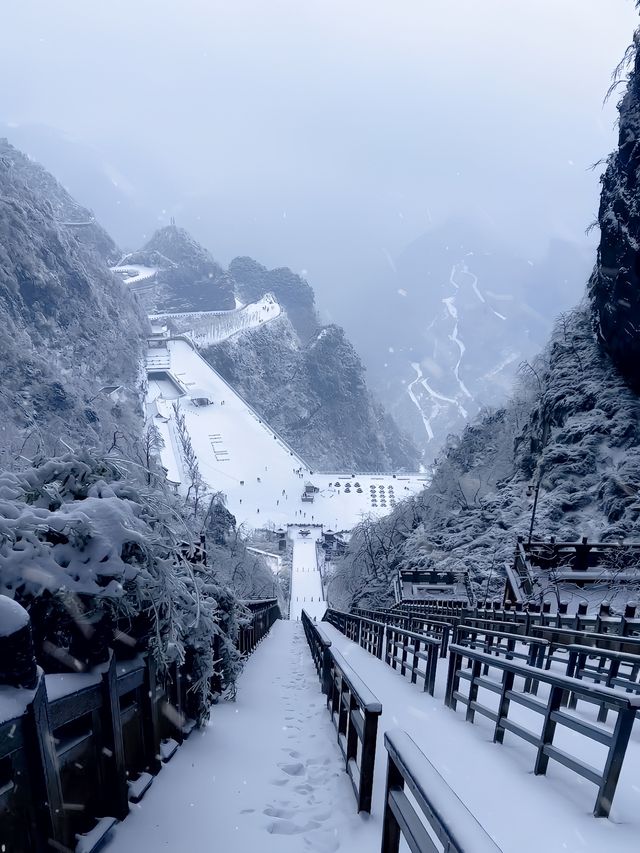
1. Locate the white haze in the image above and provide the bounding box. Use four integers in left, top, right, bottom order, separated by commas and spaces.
0, 0, 637, 317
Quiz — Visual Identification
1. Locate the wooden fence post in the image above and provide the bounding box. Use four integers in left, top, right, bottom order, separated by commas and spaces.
321, 644, 332, 697
141, 655, 162, 775
595, 706, 636, 817
534, 685, 563, 776
24, 678, 67, 851
359, 710, 379, 814
100, 652, 129, 820
380, 750, 403, 853
378, 623, 386, 660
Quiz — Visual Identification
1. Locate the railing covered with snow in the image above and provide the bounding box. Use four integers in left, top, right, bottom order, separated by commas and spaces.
0, 599, 280, 852
324, 609, 441, 696
301, 610, 382, 813
237, 599, 281, 655
324, 609, 386, 659
384, 624, 441, 696
0, 651, 187, 852
565, 644, 640, 722
354, 607, 452, 657
381, 728, 502, 853
532, 622, 640, 661
453, 624, 549, 693
445, 643, 640, 817
391, 599, 640, 638
301, 609, 333, 696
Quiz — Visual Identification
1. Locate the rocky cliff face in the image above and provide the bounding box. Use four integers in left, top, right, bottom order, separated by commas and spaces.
0, 140, 147, 460
330, 305, 640, 609
128, 228, 418, 471
123, 225, 236, 312
0, 138, 119, 264
229, 256, 318, 341
203, 316, 419, 472
590, 30, 640, 391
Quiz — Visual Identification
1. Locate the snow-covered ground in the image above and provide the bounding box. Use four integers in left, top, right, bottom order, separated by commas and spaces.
152, 294, 281, 347
289, 526, 326, 621
103, 621, 378, 853
110, 264, 158, 285
323, 624, 640, 853
145, 337, 427, 531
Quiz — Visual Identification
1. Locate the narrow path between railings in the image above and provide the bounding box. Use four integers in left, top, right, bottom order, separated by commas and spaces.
103, 621, 378, 853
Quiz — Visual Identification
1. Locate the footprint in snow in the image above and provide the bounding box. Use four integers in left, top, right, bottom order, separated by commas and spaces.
267, 819, 321, 836
278, 762, 305, 776
263, 806, 297, 819
303, 828, 340, 852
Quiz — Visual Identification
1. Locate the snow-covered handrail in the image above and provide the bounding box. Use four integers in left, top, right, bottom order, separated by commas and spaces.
301, 609, 382, 813
237, 600, 281, 655
323, 609, 441, 694
381, 728, 502, 853
353, 607, 453, 658
445, 643, 640, 818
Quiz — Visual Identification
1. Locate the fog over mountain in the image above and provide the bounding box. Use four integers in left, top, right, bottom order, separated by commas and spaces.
1, 0, 637, 452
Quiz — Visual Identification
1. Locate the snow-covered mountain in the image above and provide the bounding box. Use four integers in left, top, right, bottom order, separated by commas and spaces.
121, 225, 421, 472
119, 224, 236, 312
349, 223, 593, 459
0, 138, 147, 460
203, 316, 419, 472
330, 45, 640, 609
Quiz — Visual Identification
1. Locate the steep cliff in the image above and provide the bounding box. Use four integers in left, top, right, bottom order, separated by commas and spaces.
0, 139, 147, 460
202, 315, 419, 472
590, 29, 640, 391
229, 256, 318, 341
122, 225, 236, 312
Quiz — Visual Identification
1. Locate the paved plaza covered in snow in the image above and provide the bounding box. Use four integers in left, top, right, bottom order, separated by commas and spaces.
145, 336, 427, 533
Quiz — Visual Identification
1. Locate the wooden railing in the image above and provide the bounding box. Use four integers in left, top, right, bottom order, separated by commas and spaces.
533, 624, 640, 662
324, 609, 386, 659
237, 599, 281, 655
0, 652, 178, 852
301, 610, 382, 813
454, 624, 548, 694
325, 609, 440, 696
384, 624, 439, 696
301, 609, 333, 696
353, 607, 452, 657
565, 644, 640, 722
0, 600, 280, 852
390, 600, 640, 638
381, 729, 502, 853
445, 643, 640, 817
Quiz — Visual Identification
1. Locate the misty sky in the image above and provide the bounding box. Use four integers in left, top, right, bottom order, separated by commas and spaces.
1, 0, 638, 315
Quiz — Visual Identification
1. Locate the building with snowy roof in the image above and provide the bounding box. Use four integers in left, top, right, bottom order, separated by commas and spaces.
503, 537, 640, 615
